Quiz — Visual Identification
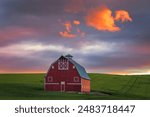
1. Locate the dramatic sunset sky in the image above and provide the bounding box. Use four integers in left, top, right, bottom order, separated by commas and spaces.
0, 0, 150, 74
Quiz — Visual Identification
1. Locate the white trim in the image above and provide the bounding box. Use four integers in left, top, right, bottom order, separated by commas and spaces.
45, 83, 59, 85
61, 81, 65, 85
61, 81, 65, 92
58, 59, 69, 70
51, 66, 54, 69
67, 83, 81, 85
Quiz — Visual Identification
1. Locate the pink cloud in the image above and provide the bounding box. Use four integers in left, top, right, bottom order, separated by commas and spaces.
0, 26, 39, 41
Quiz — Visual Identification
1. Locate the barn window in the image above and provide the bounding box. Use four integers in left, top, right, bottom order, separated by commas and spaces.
52, 66, 54, 69
74, 77, 79, 82
58, 59, 69, 70
48, 76, 53, 82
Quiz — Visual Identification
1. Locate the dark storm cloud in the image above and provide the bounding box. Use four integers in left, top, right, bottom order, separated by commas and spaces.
2, 0, 65, 16
0, 0, 150, 74
0, 0, 68, 44
0, 0, 89, 47
0, 55, 45, 72
0, 50, 63, 72
81, 50, 150, 70
0, 50, 71, 72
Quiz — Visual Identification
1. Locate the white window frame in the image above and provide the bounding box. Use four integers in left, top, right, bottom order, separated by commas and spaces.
48, 76, 53, 82
51, 66, 54, 69
74, 77, 79, 82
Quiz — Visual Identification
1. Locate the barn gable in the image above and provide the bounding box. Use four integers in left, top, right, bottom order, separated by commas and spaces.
45, 54, 90, 93
46, 55, 90, 80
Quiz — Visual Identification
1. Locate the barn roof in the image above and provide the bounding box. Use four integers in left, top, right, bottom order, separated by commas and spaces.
64, 55, 90, 80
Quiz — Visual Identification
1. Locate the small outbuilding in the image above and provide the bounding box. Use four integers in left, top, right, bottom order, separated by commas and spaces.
44, 54, 90, 93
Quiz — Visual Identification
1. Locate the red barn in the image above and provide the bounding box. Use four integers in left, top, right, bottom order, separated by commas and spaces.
44, 54, 90, 93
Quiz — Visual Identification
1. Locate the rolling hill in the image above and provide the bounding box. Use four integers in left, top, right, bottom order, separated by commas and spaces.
0, 73, 149, 99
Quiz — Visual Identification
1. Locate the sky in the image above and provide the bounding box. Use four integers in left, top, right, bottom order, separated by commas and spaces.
0, 0, 150, 75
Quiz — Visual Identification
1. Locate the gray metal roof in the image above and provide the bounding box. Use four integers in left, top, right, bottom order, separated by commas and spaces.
64, 56, 90, 80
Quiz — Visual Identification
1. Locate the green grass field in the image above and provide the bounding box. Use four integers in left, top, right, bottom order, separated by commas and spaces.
0, 73, 150, 100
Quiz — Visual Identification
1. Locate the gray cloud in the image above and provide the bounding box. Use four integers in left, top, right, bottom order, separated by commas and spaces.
0, 0, 150, 74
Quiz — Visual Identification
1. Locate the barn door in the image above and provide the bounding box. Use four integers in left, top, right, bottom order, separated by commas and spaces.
61, 81, 65, 92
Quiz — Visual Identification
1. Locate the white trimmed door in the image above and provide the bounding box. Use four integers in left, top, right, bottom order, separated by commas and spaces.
61, 81, 65, 92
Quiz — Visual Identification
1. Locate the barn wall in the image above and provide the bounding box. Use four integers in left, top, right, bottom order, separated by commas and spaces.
45, 84, 60, 91
66, 84, 81, 92
45, 57, 82, 92
81, 78, 90, 93
45, 84, 81, 92
46, 59, 81, 83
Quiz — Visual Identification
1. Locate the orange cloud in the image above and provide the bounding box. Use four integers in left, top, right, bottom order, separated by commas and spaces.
59, 31, 76, 38
85, 6, 132, 32
73, 20, 80, 25
115, 10, 132, 22
85, 6, 120, 32
59, 21, 76, 38
64, 21, 72, 32
59, 20, 85, 38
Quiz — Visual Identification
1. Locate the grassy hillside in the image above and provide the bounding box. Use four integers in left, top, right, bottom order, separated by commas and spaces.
0, 73, 150, 100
